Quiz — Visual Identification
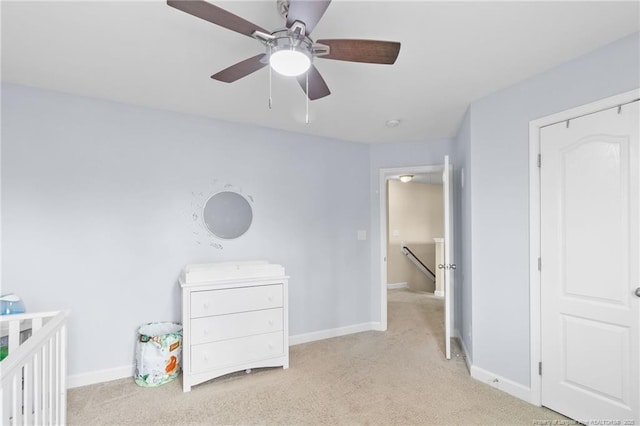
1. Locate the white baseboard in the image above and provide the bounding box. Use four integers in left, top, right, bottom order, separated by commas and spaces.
387, 282, 408, 290
370, 321, 385, 331
453, 329, 472, 372
434, 290, 444, 297
68, 323, 382, 388
67, 365, 133, 389
470, 364, 533, 404
289, 322, 380, 346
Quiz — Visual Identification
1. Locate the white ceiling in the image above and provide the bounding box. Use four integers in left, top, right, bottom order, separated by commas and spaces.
2, 1, 638, 144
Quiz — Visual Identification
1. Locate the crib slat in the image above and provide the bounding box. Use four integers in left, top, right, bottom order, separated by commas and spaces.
23, 356, 32, 425
59, 324, 67, 426
38, 336, 47, 426
41, 341, 49, 425
0, 384, 5, 425
48, 336, 56, 424
33, 349, 40, 426
11, 373, 21, 425
53, 332, 59, 424
8, 320, 20, 354
48, 336, 54, 425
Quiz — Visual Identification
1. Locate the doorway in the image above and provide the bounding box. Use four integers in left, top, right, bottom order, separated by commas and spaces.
529, 89, 639, 421
386, 174, 444, 294
379, 157, 455, 359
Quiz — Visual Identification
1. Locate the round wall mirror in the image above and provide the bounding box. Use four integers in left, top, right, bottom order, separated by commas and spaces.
202, 191, 253, 239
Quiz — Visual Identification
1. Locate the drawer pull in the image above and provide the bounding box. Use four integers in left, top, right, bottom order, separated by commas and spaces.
268, 320, 273, 326
267, 296, 273, 302
203, 303, 209, 310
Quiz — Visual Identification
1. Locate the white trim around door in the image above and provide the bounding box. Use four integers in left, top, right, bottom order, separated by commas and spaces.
528, 88, 640, 407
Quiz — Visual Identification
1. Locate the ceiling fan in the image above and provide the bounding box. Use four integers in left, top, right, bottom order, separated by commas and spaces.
167, 0, 401, 101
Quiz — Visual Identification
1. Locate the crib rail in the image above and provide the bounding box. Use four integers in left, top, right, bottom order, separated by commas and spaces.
1, 311, 69, 425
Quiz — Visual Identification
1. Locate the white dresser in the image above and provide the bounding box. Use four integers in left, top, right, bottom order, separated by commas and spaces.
179, 261, 289, 392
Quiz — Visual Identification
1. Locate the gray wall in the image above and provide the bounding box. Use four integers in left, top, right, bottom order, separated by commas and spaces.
467, 32, 640, 386
1, 84, 371, 376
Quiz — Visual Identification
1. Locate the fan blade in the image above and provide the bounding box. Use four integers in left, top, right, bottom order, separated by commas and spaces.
211, 54, 267, 83
316, 39, 401, 64
286, 0, 331, 36
167, 0, 268, 38
297, 65, 330, 100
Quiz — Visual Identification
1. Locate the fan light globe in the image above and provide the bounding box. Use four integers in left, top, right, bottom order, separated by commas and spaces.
270, 49, 311, 77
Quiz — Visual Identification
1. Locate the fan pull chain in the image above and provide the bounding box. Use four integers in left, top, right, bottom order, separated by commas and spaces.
268, 48, 273, 109
305, 71, 309, 124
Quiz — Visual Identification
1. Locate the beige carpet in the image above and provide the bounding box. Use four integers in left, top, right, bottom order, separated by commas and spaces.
68, 289, 565, 425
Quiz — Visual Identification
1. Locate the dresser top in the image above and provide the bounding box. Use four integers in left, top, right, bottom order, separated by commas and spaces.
180, 261, 286, 287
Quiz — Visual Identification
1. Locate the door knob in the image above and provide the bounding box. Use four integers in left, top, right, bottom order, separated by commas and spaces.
438, 264, 457, 270
635, 287, 640, 297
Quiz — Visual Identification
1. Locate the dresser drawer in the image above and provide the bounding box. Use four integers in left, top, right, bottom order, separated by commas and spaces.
191, 284, 283, 318
191, 308, 283, 345
191, 331, 284, 373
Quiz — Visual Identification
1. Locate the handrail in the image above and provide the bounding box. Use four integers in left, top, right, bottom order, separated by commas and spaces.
401, 245, 436, 282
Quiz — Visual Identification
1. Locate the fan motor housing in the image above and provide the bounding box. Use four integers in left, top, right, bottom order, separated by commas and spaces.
268, 29, 313, 58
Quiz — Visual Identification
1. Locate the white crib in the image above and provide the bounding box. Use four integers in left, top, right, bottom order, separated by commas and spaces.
0, 311, 69, 425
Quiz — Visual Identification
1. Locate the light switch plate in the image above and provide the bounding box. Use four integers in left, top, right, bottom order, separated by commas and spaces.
357, 230, 367, 241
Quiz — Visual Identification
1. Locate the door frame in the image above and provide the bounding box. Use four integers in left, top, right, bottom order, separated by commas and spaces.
528, 88, 640, 406
378, 163, 450, 334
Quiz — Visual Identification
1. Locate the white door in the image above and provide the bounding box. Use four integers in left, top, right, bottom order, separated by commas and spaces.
540, 101, 639, 421
443, 155, 455, 360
